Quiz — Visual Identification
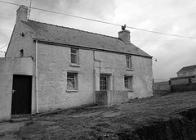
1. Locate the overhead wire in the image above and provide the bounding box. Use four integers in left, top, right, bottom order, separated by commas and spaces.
0, 0, 195, 40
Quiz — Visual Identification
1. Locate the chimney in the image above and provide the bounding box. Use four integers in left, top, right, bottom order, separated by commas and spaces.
118, 24, 130, 43
16, 5, 28, 22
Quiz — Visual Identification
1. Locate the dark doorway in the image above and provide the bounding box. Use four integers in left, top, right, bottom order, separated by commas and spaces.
11, 75, 32, 115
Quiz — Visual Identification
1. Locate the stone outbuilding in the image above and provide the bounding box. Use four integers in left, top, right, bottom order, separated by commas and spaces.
0, 5, 153, 121
177, 65, 196, 77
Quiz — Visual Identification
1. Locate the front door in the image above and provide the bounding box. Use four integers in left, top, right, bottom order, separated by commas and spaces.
11, 75, 32, 115
100, 74, 110, 91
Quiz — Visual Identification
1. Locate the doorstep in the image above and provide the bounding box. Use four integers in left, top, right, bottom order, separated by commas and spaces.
11, 114, 32, 122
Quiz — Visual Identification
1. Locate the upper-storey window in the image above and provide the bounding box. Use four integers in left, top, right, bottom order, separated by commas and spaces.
126, 55, 132, 69
71, 48, 79, 64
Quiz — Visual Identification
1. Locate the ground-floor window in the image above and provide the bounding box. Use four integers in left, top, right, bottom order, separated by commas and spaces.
124, 76, 133, 90
100, 74, 110, 91
67, 72, 78, 90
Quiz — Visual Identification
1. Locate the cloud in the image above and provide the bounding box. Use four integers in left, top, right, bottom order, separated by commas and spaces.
0, 0, 195, 80
28, 0, 60, 10
31, 0, 116, 19
111, 0, 196, 81
0, 3, 17, 57
152, 39, 196, 79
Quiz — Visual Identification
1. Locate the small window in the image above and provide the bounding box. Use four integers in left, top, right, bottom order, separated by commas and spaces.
126, 55, 132, 69
124, 76, 133, 90
71, 48, 79, 64
67, 72, 78, 90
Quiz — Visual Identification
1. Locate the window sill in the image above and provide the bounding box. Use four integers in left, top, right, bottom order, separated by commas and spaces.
66, 90, 78, 92
70, 63, 80, 67
126, 68, 134, 71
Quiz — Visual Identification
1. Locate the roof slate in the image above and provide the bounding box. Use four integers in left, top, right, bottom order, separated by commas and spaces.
23, 20, 151, 58
178, 65, 196, 73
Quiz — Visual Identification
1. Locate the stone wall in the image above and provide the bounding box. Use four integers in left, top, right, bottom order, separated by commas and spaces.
153, 81, 171, 96
0, 57, 34, 121
6, 21, 35, 58
95, 90, 128, 106
132, 55, 153, 98
107, 90, 128, 106
37, 43, 94, 112
95, 91, 108, 105
170, 76, 196, 92
94, 51, 153, 99
36, 42, 153, 112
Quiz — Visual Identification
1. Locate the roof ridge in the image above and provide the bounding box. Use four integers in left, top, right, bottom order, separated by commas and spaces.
178, 65, 196, 73
27, 19, 120, 40
182, 65, 196, 68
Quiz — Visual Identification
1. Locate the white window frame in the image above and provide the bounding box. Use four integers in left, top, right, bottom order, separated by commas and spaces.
124, 76, 133, 91
67, 72, 78, 91
126, 55, 132, 69
71, 48, 79, 64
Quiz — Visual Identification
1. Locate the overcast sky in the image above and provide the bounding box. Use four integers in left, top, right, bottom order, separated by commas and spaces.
0, 0, 196, 81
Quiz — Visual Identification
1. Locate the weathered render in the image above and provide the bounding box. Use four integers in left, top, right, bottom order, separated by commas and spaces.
1, 5, 153, 120
0, 57, 33, 121
36, 43, 152, 111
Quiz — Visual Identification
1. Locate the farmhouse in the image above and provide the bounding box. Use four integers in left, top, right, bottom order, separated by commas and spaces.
0, 5, 153, 120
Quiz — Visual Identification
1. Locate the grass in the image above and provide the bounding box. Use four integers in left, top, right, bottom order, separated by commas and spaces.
1, 91, 196, 139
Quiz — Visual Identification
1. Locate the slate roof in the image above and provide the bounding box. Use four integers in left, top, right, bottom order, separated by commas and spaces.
23, 20, 151, 58
177, 65, 196, 74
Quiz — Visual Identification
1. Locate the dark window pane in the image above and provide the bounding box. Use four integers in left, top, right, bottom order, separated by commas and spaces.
71, 48, 79, 64
71, 54, 77, 63
126, 55, 132, 68
67, 72, 78, 90
124, 76, 133, 90
100, 74, 110, 90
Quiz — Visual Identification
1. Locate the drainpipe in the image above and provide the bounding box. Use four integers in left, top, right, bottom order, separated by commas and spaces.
35, 40, 39, 113
93, 51, 102, 103
112, 71, 115, 91
93, 51, 95, 103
